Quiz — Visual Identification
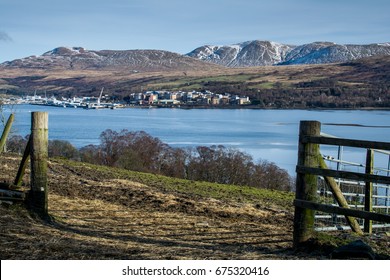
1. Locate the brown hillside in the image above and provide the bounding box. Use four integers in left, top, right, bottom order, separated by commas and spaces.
1, 154, 389, 259
1, 55, 389, 109
0, 154, 296, 259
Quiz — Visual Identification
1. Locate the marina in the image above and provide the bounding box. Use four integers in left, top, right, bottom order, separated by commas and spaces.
1, 87, 253, 110
3, 88, 125, 109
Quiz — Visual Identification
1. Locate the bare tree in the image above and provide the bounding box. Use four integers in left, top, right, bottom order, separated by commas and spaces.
78, 129, 294, 192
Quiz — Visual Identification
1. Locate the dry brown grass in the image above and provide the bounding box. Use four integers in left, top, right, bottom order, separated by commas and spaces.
1, 155, 389, 260
1, 194, 296, 260
0, 155, 298, 259
0, 61, 353, 93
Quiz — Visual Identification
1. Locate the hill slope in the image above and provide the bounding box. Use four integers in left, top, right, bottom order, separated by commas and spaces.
1, 155, 389, 259
1, 54, 390, 109
0, 154, 311, 260
1, 47, 224, 72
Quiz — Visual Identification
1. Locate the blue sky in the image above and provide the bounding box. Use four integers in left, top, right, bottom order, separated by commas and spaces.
0, 0, 389, 62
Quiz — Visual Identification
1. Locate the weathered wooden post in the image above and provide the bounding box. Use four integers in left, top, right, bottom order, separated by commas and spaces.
29, 112, 49, 217
14, 135, 32, 186
0, 113, 14, 153
364, 149, 374, 233
293, 121, 321, 247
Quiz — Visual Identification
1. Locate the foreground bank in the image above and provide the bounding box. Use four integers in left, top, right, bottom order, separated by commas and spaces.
2, 154, 389, 259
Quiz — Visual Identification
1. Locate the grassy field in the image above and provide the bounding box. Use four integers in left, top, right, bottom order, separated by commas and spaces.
1, 154, 389, 259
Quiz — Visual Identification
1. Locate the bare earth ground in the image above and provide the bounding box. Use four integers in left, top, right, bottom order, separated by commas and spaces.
1, 154, 389, 260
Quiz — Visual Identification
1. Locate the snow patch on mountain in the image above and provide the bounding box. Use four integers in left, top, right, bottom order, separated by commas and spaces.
186, 40, 390, 67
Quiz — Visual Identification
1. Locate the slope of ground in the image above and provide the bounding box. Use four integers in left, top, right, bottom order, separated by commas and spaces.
1, 56, 389, 109
1, 154, 389, 259
1, 47, 225, 72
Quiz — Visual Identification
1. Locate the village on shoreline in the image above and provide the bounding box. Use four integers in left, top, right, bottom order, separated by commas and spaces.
3, 89, 390, 110
1, 89, 252, 109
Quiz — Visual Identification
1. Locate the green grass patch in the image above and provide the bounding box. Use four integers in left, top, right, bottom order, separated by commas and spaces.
60, 159, 295, 209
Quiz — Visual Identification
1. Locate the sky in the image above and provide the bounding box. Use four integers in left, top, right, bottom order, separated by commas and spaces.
0, 0, 389, 62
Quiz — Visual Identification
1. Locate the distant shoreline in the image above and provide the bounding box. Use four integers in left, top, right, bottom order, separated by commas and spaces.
5, 102, 390, 111
125, 104, 390, 111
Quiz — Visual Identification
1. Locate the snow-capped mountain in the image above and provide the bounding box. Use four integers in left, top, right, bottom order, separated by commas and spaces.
281, 42, 390, 65
186, 41, 390, 66
186, 41, 294, 67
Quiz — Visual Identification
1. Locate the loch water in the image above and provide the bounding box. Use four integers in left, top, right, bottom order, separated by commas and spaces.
3, 105, 390, 176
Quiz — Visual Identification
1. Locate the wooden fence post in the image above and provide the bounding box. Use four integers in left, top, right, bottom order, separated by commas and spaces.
293, 121, 321, 247
364, 149, 374, 233
29, 112, 49, 217
0, 113, 14, 153
14, 135, 32, 186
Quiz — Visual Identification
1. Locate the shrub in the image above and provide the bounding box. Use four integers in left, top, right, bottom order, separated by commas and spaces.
6, 135, 29, 154
48, 139, 79, 160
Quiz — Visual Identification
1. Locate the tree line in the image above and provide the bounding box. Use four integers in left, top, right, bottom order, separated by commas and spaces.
6, 129, 293, 192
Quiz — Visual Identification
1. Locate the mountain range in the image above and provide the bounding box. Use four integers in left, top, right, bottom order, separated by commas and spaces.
186, 40, 390, 67
1, 40, 390, 71
1, 47, 223, 72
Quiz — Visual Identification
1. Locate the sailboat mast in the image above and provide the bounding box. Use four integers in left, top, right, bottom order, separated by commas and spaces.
98, 87, 104, 105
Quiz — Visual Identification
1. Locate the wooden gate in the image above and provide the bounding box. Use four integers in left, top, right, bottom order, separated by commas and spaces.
293, 121, 390, 247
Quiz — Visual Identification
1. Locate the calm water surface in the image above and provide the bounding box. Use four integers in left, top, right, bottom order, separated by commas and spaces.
3, 105, 390, 175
